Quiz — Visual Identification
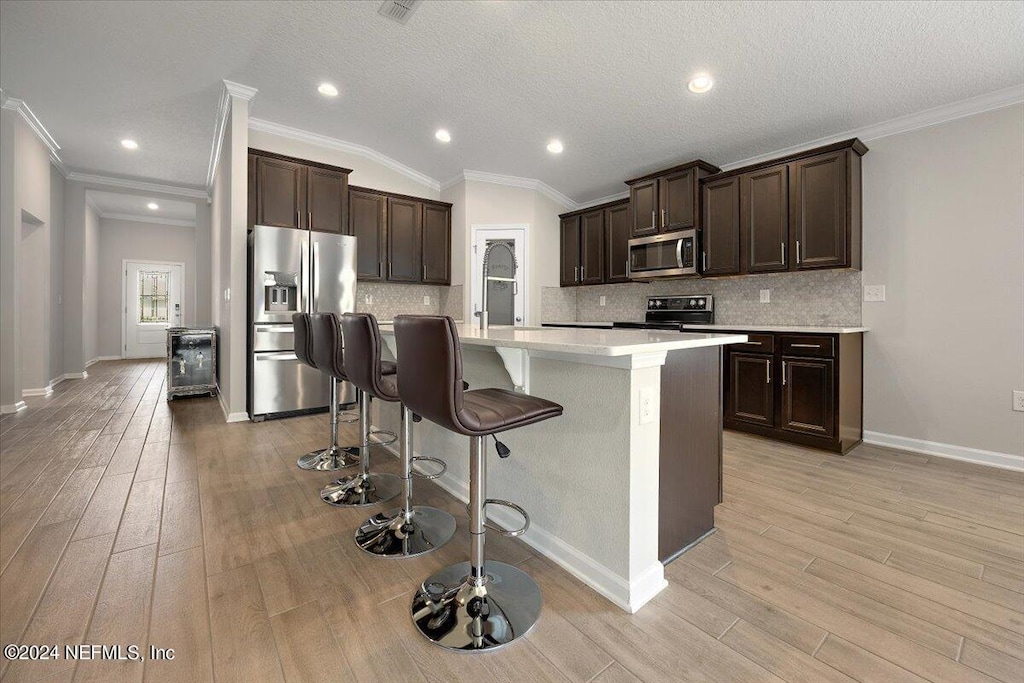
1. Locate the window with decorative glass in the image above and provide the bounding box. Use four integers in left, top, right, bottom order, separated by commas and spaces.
138, 270, 170, 323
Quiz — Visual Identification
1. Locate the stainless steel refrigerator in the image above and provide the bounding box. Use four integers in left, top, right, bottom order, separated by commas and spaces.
247, 225, 356, 420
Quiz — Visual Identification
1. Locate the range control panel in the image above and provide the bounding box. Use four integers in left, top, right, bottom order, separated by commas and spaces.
647, 295, 714, 312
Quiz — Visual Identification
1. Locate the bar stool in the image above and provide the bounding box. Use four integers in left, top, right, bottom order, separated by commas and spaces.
311, 312, 401, 507
292, 313, 359, 471
394, 315, 563, 651
340, 313, 457, 557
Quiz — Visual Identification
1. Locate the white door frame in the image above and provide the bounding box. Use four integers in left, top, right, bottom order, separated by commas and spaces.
470, 224, 529, 326
122, 259, 185, 359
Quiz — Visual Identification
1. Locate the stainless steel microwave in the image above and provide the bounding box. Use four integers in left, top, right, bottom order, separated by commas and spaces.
627, 230, 697, 279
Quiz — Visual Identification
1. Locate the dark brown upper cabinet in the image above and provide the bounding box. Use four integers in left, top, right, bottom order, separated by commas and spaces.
742, 164, 789, 273
306, 166, 348, 234
628, 178, 658, 237
701, 175, 741, 276
348, 189, 387, 281
791, 150, 854, 270
255, 155, 305, 229
560, 215, 581, 286
604, 201, 631, 283
626, 160, 719, 238
250, 150, 352, 232
699, 139, 866, 278
386, 197, 422, 282
421, 203, 451, 285
580, 209, 605, 284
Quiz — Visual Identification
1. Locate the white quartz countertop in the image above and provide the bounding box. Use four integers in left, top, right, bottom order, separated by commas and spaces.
378, 322, 747, 356
680, 324, 869, 334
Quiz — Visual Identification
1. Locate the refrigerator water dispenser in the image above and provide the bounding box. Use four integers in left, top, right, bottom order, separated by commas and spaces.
263, 271, 299, 313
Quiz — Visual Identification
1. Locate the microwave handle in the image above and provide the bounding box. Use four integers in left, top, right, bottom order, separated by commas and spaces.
676, 238, 684, 269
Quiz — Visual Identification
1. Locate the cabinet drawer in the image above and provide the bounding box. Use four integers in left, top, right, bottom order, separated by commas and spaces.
732, 333, 774, 353
779, 335, 833, 357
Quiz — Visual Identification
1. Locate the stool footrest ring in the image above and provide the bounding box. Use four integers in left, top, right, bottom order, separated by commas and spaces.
411, 456, 447, 479
366, 429, 397, 447
465, 499, 530, 537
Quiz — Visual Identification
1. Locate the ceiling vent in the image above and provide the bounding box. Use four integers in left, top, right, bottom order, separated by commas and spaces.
378, 0, 421, 25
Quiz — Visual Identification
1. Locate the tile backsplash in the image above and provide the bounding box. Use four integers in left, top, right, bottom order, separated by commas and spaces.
354, 282, 463, 322
543, 269, 862, 326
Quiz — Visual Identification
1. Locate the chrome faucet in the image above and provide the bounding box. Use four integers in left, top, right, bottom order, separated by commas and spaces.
479, 241, 518, 330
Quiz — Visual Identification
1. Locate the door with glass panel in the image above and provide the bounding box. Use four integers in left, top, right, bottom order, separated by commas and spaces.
124, 261, 184, 358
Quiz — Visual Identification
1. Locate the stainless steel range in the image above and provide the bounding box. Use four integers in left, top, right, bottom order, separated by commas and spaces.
613, 295, 714, 331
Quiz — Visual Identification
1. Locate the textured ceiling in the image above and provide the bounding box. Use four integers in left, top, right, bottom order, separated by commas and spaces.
2, 1, 1022, 201
86, 190, 197, 224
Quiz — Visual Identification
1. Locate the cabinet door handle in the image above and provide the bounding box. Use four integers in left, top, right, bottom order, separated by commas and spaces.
782, 360, 787, 385
308, 211, 312, 229
388, 263, 393, 279
422, 263, 426, 281
791, 343, 820, 349
297, 210, 301, 228
625, 258, 630, 279
581, 266, 585, 281
766, 359, 771, 384
781, 242, 786, 265
574, 266, 578, 282
378, 261, 382, 278
651, 210, 656, 230
743, 341, 761, 346
661, 208, 666, 228
702, 251, 707, 272
796, 240, 801, 264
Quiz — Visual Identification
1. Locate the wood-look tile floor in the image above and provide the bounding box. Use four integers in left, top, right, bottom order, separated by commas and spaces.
1, 360, 1021, 683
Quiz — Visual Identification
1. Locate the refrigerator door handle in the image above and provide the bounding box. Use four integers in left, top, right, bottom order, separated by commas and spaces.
299, 242, 309, 313
312, 240, 320, 313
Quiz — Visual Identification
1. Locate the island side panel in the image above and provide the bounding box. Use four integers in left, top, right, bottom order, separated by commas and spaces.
659, 346, 723, 563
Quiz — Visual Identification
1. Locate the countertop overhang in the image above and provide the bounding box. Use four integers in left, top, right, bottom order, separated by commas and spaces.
542, 321, 869, 334
378, 323, 747, 357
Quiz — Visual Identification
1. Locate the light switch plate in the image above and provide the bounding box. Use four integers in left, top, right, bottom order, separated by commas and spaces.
223, 288, 231, 302
864, 285, 886, 302
423, 296, 430, 306
1014, 391, 1024, 412
759, 289, 770, 303
639, 387, 656, 425
365, 294, 373, 304
600, 296, 606, 306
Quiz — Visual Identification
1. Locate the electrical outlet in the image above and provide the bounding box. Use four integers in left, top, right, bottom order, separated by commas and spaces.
56, 294, 62, 305
223, 288, 231, 302
639, 387, 656, 425
364, 294, 373, 305
600, 296, 606, 306
423, 296, 430, 306
759, 289, 770, 303
864, 285, 886, 302
1014, 391, 1024, 412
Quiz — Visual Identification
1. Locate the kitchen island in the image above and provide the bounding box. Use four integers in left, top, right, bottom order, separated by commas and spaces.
374, 323, 746, 612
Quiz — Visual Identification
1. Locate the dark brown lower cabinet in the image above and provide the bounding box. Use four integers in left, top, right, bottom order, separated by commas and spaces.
723, 331, 862, 453
727, 353, 773, 427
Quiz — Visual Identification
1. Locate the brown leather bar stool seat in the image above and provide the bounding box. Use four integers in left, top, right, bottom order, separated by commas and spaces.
394, 315, 563, 652
341, 313, 456, 557
312, 312, 401, 507
292, 313, 359, 471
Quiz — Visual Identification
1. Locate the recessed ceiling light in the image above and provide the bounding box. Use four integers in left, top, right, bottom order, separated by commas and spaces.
317, 83, 339, 97
120, 139, 138, 150
687, 74, 714, 94
147, 202, 159, 210
546, 139, 564, 154
435, 129, 451, 143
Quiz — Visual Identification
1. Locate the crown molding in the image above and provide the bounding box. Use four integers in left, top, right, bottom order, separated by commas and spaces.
206, 80, 259, 194
248, 117, 442, 192
1, 92, 62, 164
452, 169, 578, 209
719, 84, 1024, 172
223, 80, 259, 102
98, 212, 196, 228
575, 190, 630, 210
67, 171, 209, 200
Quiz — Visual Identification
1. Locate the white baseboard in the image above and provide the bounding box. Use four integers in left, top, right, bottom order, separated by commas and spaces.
22, 384, 54, 398
62, 371, 88, 380
217, 389, 248, 423
86, 355, 121, 368
49, 375, 66, 389
863, 431, 1024, 472
1, 401, 27, 414
374, 429, 666, 613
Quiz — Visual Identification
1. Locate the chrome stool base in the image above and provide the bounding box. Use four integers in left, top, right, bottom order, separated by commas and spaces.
296, 445, 360, 471
411, 561, 542, 652
320, 472, 401, 507
355, 506, 457, 558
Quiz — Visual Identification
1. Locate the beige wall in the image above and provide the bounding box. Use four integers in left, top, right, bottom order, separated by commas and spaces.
82, 201, 99, 364
96, 218, 198, 357
862, 105, 1024, 460
462, 180, 566, 325
248, 128, 441, 200
49, 164, 65, 382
